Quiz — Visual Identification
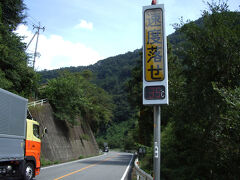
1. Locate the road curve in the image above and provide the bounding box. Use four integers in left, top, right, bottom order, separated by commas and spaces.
35, 151, 133, 180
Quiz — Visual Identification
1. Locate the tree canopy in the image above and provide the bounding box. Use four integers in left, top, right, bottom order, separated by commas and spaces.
163, 2, 240, 179
0, 0, 39, 97
41, 71, 114, 133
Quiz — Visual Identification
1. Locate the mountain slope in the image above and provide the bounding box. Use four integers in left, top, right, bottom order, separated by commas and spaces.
39, 49, 141, 124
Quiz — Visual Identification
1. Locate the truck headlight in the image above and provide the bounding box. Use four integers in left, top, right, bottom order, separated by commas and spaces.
7, 165, 12, 172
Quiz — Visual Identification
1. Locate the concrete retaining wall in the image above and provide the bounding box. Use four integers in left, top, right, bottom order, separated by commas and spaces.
29, 103, 99, 162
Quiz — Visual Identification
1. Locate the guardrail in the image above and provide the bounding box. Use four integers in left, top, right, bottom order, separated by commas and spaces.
28, 99, 48, 107
134, 158, 153, 180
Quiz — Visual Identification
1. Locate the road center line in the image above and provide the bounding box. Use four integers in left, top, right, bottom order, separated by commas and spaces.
54, 155, 119, 180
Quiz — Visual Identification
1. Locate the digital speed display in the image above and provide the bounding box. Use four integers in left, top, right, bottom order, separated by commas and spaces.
144, 86, 165, 100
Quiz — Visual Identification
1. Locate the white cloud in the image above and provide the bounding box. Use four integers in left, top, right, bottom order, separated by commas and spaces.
74, 20, 93, 30
15, 24, 103, 70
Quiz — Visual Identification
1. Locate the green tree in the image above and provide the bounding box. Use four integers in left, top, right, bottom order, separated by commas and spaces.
0, 0, 39, 97
212, 85, 240, 179
0, 0, 26, 30
161, 1, 240, 179
42, 71, 114, 132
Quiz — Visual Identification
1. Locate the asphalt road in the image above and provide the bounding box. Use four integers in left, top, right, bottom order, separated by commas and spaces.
35, 151, 133, 180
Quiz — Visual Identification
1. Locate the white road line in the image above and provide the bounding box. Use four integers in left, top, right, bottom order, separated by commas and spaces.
120, 154, 134, 180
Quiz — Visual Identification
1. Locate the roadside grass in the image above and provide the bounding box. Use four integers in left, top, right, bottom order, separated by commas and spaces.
41, 157, 59, 167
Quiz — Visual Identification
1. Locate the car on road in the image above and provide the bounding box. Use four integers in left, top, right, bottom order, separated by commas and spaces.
103, 146, 109, 152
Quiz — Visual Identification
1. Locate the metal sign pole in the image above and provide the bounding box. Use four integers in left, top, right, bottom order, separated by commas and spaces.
154, 105, 161, 180
143, 1, 166, 179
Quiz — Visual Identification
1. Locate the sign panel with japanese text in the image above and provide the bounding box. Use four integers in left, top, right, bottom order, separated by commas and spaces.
145, 8, 164, 81
143, 4, 168, 105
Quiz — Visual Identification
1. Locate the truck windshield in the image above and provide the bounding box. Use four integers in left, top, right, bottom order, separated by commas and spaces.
33, 124, 40, 139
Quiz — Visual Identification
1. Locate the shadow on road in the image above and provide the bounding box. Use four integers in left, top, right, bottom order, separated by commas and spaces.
1, 177, 37, 180
78, 154, 132, 166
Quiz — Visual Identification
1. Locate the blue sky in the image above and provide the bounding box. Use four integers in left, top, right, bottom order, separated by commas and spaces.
16, 0, 239, 70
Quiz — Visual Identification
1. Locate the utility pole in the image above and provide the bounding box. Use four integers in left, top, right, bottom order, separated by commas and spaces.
26, 22, 45, 70
32, 23, 45, 70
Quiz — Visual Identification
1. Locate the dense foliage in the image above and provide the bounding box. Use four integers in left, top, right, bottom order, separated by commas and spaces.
127, 1, 240, 179
97, 118, 137, 149
41, 71, 114, 133
212, 84, 240, 178
0, 0, 26, 30
0, 0, 39, 97
162, 2, 240, 179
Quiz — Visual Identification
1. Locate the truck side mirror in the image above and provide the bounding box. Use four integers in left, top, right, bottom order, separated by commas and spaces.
44, 127, 48, 134
41, 127, 48, 139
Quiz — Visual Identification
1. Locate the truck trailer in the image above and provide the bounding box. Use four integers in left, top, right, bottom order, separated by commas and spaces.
0, 88, 41, 180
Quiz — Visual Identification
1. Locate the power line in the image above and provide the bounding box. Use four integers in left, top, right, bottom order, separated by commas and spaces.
28, 16, 39, 24
26, 17, 36, 26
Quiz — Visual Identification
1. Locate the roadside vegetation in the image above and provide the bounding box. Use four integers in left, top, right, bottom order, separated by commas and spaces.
40, 71, 114, 133
127, 1, 240, 179
40, 157, 59, 167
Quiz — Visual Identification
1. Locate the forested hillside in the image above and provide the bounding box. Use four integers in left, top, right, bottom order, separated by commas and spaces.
40, 50, 141, 120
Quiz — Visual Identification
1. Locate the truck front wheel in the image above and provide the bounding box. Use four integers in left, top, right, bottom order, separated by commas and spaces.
23, 162, 34, 180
